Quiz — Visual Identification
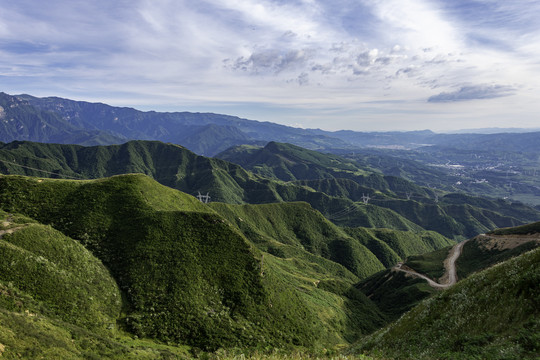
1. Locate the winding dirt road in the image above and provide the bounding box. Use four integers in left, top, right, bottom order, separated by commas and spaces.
394, 240, 469, 289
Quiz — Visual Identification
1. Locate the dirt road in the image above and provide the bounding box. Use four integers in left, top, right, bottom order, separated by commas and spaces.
0, 215, 25, 239
394, 240, 468, 289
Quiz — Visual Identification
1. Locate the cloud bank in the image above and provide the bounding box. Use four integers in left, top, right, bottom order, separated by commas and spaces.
428, 85, 516, 103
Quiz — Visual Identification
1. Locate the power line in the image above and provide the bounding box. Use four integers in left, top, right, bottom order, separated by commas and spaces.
0, 159, 84, 180
327, 203, 360, 219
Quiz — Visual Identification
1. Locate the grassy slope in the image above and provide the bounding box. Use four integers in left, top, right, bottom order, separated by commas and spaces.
0, 174, 326, 350
356, 247, 540, 360
3, 140, 539, 240
0, 305, 191, 359
355, 242, 452, 322
209, 202, 455, 336
344, 227, 454, 268
0, 212, 189, 359
210, 202, 385, 279
356, 270, 437, 322
209, 202, 389, 343
0, 221, 121, 331
403, 246, 452, 280
0, 174, 391, 352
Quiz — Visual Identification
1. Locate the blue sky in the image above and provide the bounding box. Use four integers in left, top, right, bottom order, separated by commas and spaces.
1, 0, 539, 131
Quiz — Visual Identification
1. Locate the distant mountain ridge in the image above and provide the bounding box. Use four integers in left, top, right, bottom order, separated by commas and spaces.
4, 92, 539, 157
13, 93, 350, 155
0, 92, 125, 146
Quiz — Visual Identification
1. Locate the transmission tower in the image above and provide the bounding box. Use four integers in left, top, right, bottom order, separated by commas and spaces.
197, 191, 211, 203
361, 193, 370, 205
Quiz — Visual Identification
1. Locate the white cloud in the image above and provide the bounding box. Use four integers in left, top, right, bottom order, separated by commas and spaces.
0, 0, 539, 131
428, 84, 516, 103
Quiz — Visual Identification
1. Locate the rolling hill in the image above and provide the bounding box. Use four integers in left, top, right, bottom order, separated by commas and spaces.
1, 140, 539, 241
0, 174, 331, 350
216, 141, 540, 239
0, 173, 460, 353
0, 172, 538, 358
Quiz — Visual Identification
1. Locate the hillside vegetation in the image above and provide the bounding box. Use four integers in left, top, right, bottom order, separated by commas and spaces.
358, 221, 540, 325
210, 202, 384, 279
355, 247, 540, 359
0, 174, 328, 350
2, 173, 442, 353
0, 211, 121, 331
0, 210, 194, 359
2, 140, 539, 241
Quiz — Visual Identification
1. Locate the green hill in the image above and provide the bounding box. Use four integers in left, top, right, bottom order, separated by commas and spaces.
0, 140, 435, 234
0, 174, 399, 352
210, 202, 385, 279
355, 247, 540, 359
0, 140, 257, 203
0, 211, 193, 359
1, 173, 537, 358
0, 174, 324, 350
344, 227, 454, 268
2, 140, 539, 240
357, 221, 540, 325
0, 211, 121, 331
217, 142, 371, 181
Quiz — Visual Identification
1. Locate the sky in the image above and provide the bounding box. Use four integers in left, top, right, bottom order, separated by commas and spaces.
1, 0, 539, 132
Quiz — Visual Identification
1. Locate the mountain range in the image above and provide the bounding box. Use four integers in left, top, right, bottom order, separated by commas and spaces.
1, 90, 539, 359
3, 92, 540, 157
2, 140, 538, 241
3, 90, 539, 205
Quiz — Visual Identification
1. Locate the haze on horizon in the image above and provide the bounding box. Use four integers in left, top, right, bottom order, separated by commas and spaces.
1, 0, 539, 132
